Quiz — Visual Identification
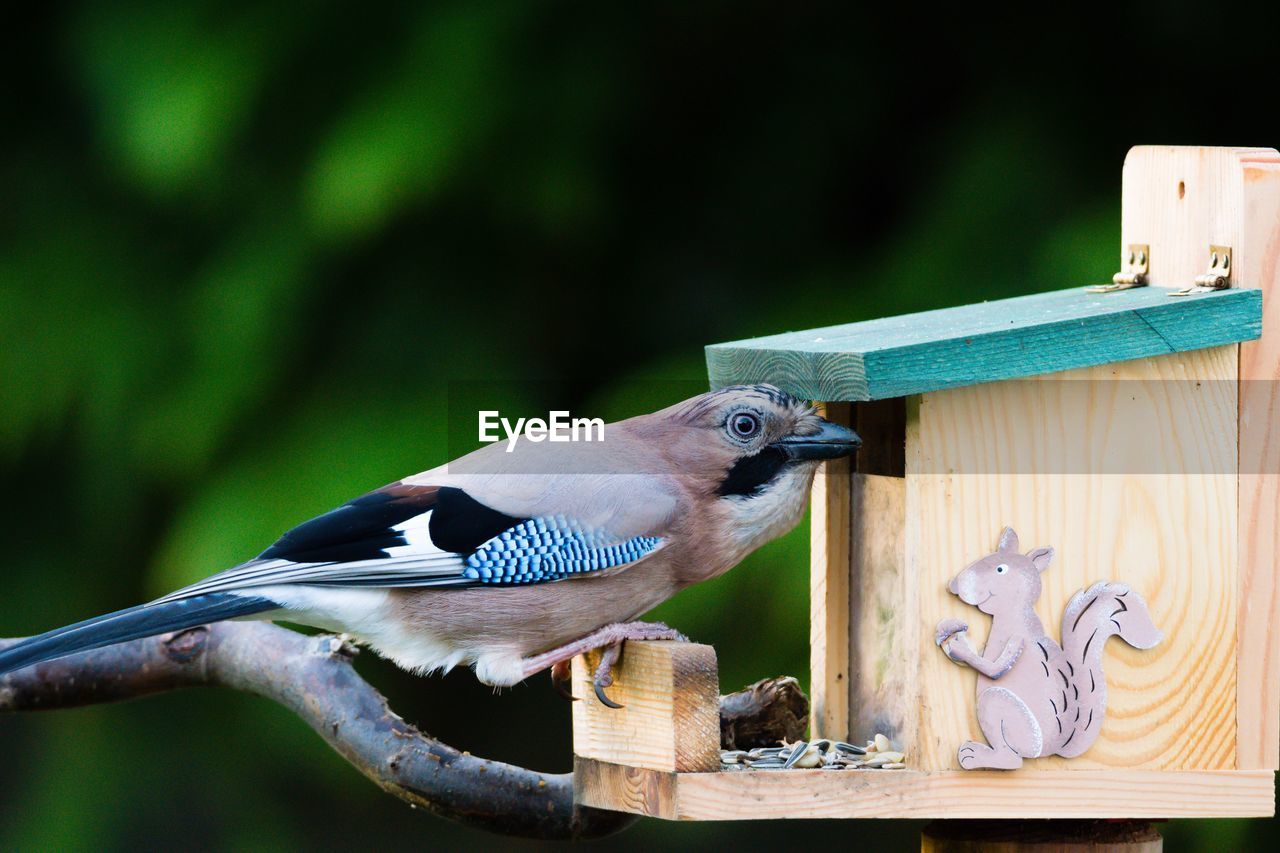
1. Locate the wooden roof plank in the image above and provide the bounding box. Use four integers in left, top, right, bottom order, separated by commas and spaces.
706, 286, 1261, 401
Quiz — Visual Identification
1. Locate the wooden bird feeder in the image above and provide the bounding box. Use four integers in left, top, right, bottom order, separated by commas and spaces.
571, 146, 1280, 827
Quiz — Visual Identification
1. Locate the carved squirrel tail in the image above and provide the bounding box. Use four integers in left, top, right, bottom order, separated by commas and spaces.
1055, 582, 1162, 758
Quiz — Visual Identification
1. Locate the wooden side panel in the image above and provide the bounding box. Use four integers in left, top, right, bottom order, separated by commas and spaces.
911, 347, 1239, 771
574, 762, 1274, 821
847, 473, 910, 746
809, 402, 852, 741
1235, 149, 1280, 770
571, 641, 719, 773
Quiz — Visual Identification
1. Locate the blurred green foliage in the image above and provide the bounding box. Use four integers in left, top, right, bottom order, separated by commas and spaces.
2, 1, 1278, 850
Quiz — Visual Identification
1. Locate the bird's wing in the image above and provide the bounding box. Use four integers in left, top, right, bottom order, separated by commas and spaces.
155, 478, 672, 603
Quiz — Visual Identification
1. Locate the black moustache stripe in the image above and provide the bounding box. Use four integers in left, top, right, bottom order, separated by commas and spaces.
716, 447, 789, 498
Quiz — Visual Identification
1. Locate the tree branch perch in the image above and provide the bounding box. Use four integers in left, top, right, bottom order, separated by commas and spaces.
0, 622, 633, 840
1, 622, 809, 840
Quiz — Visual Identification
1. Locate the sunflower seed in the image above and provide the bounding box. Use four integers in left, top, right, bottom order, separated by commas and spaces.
721, 733, 909, 772
794, 746, 823, 768
782, 741, 810, 768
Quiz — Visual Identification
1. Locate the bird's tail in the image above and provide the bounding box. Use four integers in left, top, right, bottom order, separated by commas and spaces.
0, 593, 278, 676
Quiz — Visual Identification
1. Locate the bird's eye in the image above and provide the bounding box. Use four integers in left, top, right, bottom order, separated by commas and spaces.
729, 412, 761, 439
996, 564, 1008, 574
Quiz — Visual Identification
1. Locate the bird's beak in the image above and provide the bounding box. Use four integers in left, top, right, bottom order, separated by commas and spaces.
770, 420, 862, 461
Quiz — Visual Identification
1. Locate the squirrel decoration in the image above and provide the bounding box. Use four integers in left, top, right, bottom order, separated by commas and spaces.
935, 527, 1163, 770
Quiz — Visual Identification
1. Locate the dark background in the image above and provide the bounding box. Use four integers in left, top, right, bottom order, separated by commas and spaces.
1, 1, 1277, 849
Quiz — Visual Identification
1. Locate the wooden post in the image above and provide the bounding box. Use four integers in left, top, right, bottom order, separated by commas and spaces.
847, 469, 910, 743
1120, 145, 1280, 770
810, 400, 853, 741
921, 820, 1162, 852
1233, 148, 1280, 770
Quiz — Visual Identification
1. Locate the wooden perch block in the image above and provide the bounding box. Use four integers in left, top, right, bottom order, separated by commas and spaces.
571, 641, 720, 773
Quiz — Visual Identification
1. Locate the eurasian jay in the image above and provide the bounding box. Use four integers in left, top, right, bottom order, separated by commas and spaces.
0, 384, 859, 706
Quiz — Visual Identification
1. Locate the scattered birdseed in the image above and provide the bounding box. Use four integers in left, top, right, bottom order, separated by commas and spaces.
720, 732, 907, 771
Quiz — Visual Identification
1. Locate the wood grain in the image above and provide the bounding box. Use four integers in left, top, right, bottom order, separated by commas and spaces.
809, 401, 852, 741
573, 756, 677, 819
1234, 148, 1280, 770
912, 346, 1239, 771
574, 759, 1273, 821
704, 286, 1260, 401
570, 641, 720, 773
847, 472, 911, 747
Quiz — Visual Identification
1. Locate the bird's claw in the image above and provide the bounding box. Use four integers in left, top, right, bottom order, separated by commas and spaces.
594, 680, 624, 709
526, 621, 689, 710
592, 641, 625, 708
550, 660, 576, 701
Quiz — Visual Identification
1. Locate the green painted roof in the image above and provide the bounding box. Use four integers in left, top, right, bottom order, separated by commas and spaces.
706, 286, 1262, 401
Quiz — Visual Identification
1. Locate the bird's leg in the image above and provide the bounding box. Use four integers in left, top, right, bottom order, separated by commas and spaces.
521, 621, 688, 708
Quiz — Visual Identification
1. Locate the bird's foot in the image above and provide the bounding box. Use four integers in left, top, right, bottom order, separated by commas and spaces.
589, 622, 687, 709
521, 621, 688, 708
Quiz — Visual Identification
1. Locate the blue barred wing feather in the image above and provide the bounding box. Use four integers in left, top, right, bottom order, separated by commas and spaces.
462, 515, 662, 584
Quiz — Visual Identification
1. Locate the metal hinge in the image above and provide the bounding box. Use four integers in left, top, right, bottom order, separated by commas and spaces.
1087, 244, 1149, 293
1169, 245, 1232, 297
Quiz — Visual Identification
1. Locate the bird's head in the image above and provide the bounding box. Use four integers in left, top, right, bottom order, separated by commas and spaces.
645, 384, 860, 553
